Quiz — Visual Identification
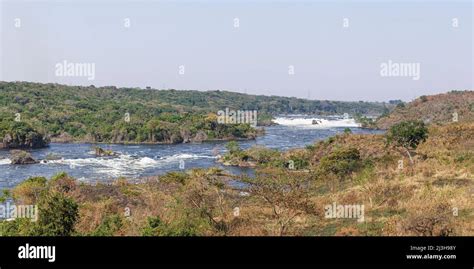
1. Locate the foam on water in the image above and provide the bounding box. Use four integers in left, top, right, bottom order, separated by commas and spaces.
159, 153, 215, 162
273, 117, 360, 128
43, 153, 216, 177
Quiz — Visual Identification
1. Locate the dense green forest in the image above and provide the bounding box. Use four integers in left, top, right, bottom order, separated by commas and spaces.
0, 81, 389, 147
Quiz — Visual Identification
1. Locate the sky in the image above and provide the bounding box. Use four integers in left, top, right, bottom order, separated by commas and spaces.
0, 0, 472, 101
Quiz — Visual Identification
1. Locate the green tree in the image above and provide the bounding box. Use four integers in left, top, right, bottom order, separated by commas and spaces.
1, 121, 49, 149
35, 192, 79, 236
386, 120, 428, 164
318, 147, 362, 180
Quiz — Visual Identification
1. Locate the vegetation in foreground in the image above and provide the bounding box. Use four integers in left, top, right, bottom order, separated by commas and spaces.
1, 121, 472, 236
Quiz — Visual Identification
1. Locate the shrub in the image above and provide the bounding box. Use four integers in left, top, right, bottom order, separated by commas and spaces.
386, 120, 428, 150
91, 214, 124, 236
142, 216, 164, 236
0, 218, 36, 236
246, 146, 280, 164
404, 203, 455, 236
318, 148, 362, 180
396, 103, 406, 108
49, 172, 77, 194
305, 144, 316, 151
141, 212, 207, 236
0, 189, 11, 203
243, 168, 318, 235
12, 176, 47, 204
386, 120, 428, 164
35, 192, 79, 236
159, 171, 189, 185
226, 141, 241, 155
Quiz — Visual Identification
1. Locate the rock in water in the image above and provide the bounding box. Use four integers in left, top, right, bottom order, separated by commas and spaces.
10, 150, 39, 165
93, 146, 119, 157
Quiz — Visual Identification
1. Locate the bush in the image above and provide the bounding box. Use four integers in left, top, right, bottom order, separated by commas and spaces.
12, 176, 47, 204
0, 189, 11, 203
226, 141, 241, 155
49, 172, 77, 194
35, 192, 79, 236
305, 144, 316, 151
159, 172, 189, 185
246, 146, 280, 164
2, 185, 79, 236
91, 214, 124, 236
142, 216, 165, 236
141, 212, 207, 236
386, 120, 428, 150
404, 203, 454, 236
386, 120, 428, 164
396, 102, 406, 108
0, 218, 37, 236
318, 148, 362, 180
242, 168, 318, 235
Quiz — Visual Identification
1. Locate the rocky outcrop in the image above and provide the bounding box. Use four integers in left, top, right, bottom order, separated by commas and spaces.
168, 134, 184, 144
51, 132, 74, 143
10, 150, 39, 165
180, 129, 192, 143
45, 153, 62, 161
93, 146, 119, 157
191, 131, 208, 143
2, 132, 50, 149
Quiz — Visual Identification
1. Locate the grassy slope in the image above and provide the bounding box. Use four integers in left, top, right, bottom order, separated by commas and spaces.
376, 90, 474, 129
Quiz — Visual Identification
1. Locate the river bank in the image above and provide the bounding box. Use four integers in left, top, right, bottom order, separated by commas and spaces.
0, 118, 381, 189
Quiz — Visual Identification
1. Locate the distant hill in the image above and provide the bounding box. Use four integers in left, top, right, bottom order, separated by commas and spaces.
0, 81, 388, 116
376, 90, 474, 129
0, 81, 388, 145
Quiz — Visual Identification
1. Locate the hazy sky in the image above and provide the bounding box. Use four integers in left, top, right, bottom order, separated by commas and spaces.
0, 0, 472, 101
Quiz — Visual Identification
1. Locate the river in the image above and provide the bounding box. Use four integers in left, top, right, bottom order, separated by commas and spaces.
0, 117, 383, 189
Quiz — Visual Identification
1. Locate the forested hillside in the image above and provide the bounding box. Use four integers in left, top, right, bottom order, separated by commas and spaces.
0, 81, 389, 146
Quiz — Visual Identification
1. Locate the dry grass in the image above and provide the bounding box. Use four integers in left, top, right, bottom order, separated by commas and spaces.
7, 122, 473, 236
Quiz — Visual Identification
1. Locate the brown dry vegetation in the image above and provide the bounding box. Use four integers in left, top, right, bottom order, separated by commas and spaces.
376, 91, 474, 129
3, 121, 473, 236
